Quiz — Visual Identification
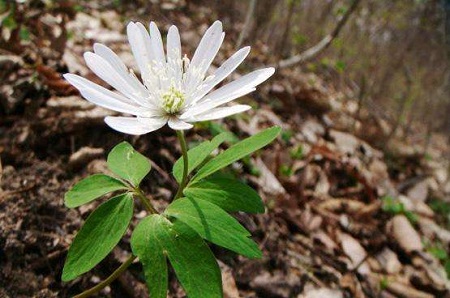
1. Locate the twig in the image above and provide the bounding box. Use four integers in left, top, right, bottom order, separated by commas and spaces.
236, 0, 257, 48
277, 0, 361, 69
274, 0, 297, 59
385, 66, 413, 144
0, 184, 36, 203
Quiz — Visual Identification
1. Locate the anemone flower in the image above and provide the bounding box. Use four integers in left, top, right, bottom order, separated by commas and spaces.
64, 21, 274, 135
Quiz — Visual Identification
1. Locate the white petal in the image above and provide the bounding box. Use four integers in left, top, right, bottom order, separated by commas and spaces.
136, 115, 168, 125
149, 22, 166, 65
181, 87, 255, 119
187, 104, 251, 122
186, 21, 223, 89
190, 46, 251, 103
183, 67, 274, 118
135, 22, 166, 91
202, 67, 275, 104
168, 118, 194, 130
166, 25, 182, 85
83, 52, 151, 107
92, 44, 149, 102
105, 116, 166, 135
93, 43, 127, 73
167, 25, 181, 61
127, 22, 153, 85
64, 73, 144, 116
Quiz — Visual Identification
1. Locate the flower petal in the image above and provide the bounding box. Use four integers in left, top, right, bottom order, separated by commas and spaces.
64, 73, 145, 116
182, 67, 274, 118
127, 22, 153, 86
105, 116, 166, 135
186, 21, 223, 92
167, 25, 181, 61
135, 22, 167, 92
93, 43, 128, 73
149, 21, 166, 65
187, 104, 251, 122
92, 43, 150, 103
166, 25, 182, 86
181, 87, 255, 119
189, 46, 251, 103
83, 52, 151, 107
168, 118, 194, 130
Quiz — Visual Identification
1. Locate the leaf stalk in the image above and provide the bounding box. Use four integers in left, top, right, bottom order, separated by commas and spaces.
73, 254, 137, 298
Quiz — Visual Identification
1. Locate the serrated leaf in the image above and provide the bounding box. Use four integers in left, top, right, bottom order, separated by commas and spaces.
173, 132, 233, 183
184, 177, 264, 213
132, 214, 222, 298
107, 142, 150, 186
62, 193, 134, 281
165, 198, 262, 258
191, 126, 281, 183
64, 174, 128, 208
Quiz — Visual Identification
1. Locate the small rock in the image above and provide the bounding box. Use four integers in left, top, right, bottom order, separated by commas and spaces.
433, 167, 448, 185
339, 233, 370, 275
375, 248, 402, 274
406, 180, 429, 202
418, 217, 450, 245
301, 119, 325, 144
413, 201, 434, 217
389, 215, 423, 253
299, 288, 343, 298
330, 130, 359, 155
398, 195, 434, 217
367, 159, 389, 187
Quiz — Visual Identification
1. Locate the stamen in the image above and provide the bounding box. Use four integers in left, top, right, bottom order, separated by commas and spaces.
161, 86, 185, 114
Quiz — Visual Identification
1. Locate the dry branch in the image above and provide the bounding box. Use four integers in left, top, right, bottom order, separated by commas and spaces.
278, 0, 361, 69
237, 0, 257, 48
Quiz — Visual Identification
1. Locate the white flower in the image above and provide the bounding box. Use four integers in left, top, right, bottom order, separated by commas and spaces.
64, 21, 275, 135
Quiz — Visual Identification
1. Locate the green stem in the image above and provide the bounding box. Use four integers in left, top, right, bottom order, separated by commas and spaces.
174, 130, 188, 200
134, 188, 158, 214
73, 254, 137, 298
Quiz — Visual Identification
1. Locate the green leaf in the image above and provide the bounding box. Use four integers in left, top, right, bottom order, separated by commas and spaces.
165, 198, 262, 258
19, 26, 30, 41
184, 177, 264, 213
132, 214, 222, 298
62, 194, 134, 281
210, 131, 235, 147
131, 215, 168, 298
173, 132, 233, 183
192, 126, 281, 183
107, 142, 151, 186
64, 174, 128, 208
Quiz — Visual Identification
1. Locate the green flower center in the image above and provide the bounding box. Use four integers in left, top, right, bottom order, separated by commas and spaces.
161, 87, 185, 114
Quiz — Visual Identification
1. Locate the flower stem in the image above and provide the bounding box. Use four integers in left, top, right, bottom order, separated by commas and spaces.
73, 254, 137, 298
134, 188, 158, 214
174, 130, 188, 200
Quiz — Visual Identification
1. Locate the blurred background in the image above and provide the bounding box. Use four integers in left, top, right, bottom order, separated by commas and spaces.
1, 0, 450, 297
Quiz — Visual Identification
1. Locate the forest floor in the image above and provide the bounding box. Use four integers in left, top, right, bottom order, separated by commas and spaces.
1, 2, 450, 298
